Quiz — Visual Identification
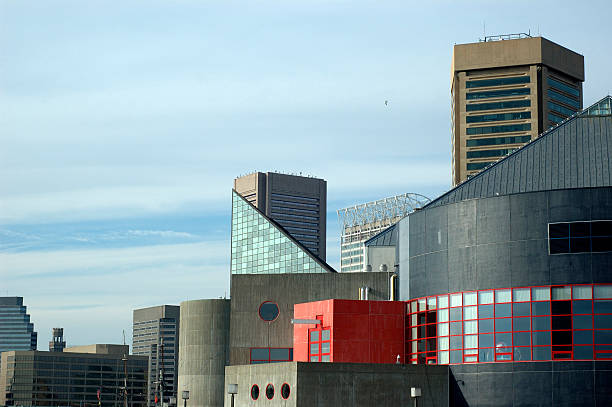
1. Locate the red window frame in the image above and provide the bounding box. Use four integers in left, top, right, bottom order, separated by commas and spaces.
405, 283, 612, 365
308, 322, 332, 362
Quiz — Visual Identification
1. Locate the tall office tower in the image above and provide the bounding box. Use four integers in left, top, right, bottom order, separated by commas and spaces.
133, 306, 180, 407
337, 193, 430, 272
234, 172, 327, 260
48, 328, 66, 352
0, 297, 37, 354
451, 34, 584, 185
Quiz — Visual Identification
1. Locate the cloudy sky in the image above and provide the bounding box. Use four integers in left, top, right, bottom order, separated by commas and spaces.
1, 0, 611, 349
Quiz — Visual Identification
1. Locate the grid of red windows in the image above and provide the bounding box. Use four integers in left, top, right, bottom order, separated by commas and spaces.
250, 348, 293, 364
406, 284, 612, 364
308, 327, 331, 362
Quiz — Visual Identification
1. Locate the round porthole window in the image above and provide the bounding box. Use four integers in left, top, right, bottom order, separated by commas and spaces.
266, 383, 275, 400
259, 301, 280, 321
281, 383, 290, 399
250, 384, 259, 400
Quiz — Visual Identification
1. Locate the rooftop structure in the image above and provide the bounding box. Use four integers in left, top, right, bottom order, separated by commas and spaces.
337, 193, 430, 272
48, 327, 66, 352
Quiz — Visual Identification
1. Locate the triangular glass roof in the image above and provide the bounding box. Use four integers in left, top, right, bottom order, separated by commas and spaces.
230, 190, 335, 274
579, 95, 612, 117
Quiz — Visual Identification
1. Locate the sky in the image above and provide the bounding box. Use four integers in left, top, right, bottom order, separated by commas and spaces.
1, 0, 611, 349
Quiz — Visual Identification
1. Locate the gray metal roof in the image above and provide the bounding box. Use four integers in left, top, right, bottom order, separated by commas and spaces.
364, 223, 398, 247
427, 96, 612, 208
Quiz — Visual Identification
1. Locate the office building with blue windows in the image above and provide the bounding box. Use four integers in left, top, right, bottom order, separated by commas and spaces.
0, 297, 37, 356
451, 34, 585, 185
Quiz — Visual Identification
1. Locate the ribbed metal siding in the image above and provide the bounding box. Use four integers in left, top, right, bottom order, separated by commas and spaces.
429, 116, 612, 208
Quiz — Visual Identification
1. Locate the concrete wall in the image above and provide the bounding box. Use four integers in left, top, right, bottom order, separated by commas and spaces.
178, 299, 231, 407
404, 187, 612, 299
224, 362, 449, 407
229, 273, 391, 365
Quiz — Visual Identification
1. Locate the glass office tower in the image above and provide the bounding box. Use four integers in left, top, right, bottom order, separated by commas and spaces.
0, 297, 37, 354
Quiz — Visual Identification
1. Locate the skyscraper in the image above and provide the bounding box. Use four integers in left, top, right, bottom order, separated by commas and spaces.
234, 172, 327, 260
0, 297, 37, 354
133, 306, 180, 407
451, 34, 584, 185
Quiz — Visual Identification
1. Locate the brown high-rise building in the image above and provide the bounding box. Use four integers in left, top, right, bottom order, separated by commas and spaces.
451, 34, 584, 185
234, 172, 327, 260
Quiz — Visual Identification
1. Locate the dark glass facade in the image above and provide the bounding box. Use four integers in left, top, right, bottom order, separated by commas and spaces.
466, 111, 531, 124
0, 298, 37, 354
466, 123, 531, 136
465, 135, 531, 147
466, 76, 530, 88
466, 88, 530, 100
466, 99, 531, 112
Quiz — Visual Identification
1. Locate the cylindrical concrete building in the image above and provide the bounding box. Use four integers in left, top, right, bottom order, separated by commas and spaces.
178, 299, 231, 407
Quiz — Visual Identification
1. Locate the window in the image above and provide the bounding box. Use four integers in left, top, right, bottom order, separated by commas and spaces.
466, 76, 530, 88
309, 327, 331, 362
549, 221, 612, 254
548, 101, 577, 117
548, 113, 564, 124
548, 77, 580, 98
265, 384, 274, 400
466, 111, 531, 123
466, 135, 531, 147
250, 348, 293, 364
281, 383, 291, 399
548, 89, 580, 109
250, 385, 259, 400
466, 99, 531, 112
466, 148, 516, 159
466, 123, 531, 136
407, 284, 612, 364
258, 302, 280, 321
466, 162, 492, 171
466, 88, 530, 99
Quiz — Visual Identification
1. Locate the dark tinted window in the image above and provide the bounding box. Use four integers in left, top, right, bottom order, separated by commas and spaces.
466, 76, 530, 88
259, 302, 279, 321
466, 99, 531, 112
466, 123, 531, 135
265, 384, 274, 400
466, 135, 531, 147
251, 385, 259, 400
467, 87, 530, 99
466, 148, 516, 159
513, 302, 531, 317
466, 111, 531, 123
281, 383, 290, 400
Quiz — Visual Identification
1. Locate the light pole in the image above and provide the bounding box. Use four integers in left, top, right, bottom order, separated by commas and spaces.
410, 387, 421, 407
227, 384, 238, 407
181, 391, 189, 407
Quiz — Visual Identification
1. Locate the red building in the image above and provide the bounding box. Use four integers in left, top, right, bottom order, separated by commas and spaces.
293, 299, 405, 364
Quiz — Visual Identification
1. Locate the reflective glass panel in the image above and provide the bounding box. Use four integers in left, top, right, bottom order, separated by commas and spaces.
464, 292, 477, 306
532, 287, 550, 301
514, 347, 531, 361
533, 346, 551, 360
513, 288, 530, 302
573, 330, 593, 345
438, 323, 449, 336
513, 317, 530, 331
532, 331, 551, 345
464, 320, 478, 335
322, 330, 330, 341
513, 332, 531, 347
513, 302, 530, 317
495, 304, 511, 318
438, 309, 449, 323
496, 290, 512, 303
479, 319, 494, 333
573, 346, 593, 359
594, 285, 612, 299
552, 286, 571, 300
495, 318, 512, 332
464, 335, 478, 349
532, 316, 551, 331
437, 295, 449, 308
464, 306, 477, 320
479, 291, 494, 304
438, 337, 449, 351
573, 300, 592, 314
450, 336, 462, 350
450, 294, 462, 307
479, 305, 494, 319
532, 302, 550, 316
572, 286, 592, 299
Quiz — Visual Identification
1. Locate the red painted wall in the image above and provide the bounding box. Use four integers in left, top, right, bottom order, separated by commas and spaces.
293, 299, 405, 364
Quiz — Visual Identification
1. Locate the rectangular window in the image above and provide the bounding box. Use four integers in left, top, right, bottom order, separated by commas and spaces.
466, 123, 531, 136
548, 113, 564, 124
466, 99, 531, 112
466, 76, 530, 88
466, 135, 531, 147
547, 77, 580, 98
466, 111, 531, 123
466, 162, 491, 171
549, 221, 612, 254
466, 88, 530, 100
548, 101, 577, 117
548, 89, 580, 109
250, 348, 293, 364
308, 327, 331, 362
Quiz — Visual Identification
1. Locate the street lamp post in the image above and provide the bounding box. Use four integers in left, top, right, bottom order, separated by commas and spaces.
181, 391, 189, 407
227, 384, 238, 407
410, 387, 422, 407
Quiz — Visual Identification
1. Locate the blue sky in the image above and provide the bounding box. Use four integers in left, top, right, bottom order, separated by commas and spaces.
1, 0, 611, 349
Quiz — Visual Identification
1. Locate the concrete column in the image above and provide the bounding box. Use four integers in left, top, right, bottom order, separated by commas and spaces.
178, 299, 231, 407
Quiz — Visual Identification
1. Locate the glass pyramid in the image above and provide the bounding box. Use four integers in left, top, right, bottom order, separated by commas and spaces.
231, 190, 333, 275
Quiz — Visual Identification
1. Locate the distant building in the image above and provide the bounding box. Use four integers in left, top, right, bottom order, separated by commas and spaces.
337, 193, 429, 272
0, 297, 37, 356
0, 344, 147, 407
451, 34, 584, 185
48, 327, 66, 352
133, 305, 180, 407
234, 172, 327, 260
